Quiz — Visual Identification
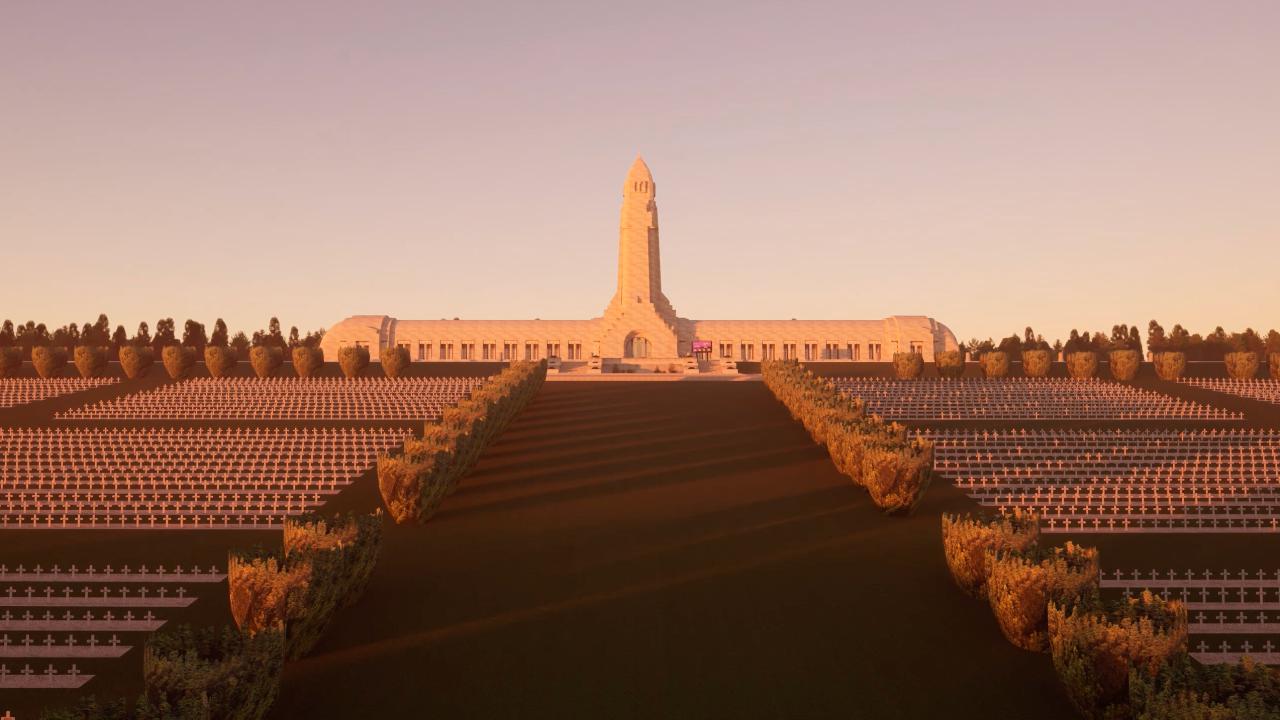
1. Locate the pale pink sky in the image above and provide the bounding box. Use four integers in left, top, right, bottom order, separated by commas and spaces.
2, 1, 1278, 344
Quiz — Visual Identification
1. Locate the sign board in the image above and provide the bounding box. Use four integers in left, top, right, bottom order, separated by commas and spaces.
691, 340, 713, 352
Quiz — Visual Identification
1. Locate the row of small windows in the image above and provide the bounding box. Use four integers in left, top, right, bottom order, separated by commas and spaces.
359, 340, 922, 361
711, 342, 897, 361
382, 342, 585, 361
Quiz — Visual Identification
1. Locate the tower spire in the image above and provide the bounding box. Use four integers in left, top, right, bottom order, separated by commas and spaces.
610, 155, 674, 318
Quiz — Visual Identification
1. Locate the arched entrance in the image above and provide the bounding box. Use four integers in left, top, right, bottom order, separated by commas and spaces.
626, 335, 650, 358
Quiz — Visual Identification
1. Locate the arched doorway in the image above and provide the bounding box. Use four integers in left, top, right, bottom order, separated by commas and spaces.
626, 335, 650, 358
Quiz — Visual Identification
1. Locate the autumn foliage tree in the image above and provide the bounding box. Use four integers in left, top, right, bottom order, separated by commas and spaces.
985, 542, 1100, 652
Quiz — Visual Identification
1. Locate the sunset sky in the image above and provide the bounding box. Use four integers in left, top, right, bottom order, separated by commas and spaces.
3, 1, 1278, 345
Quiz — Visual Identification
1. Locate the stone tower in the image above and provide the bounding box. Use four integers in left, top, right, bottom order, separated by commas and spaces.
599, 156, 683, 358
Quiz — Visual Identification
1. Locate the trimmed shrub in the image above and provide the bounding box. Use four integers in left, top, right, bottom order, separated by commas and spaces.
941, 510, 1039, 598
1224, 351, 1260, 380
292, 346, 324, 378
1108, 349, 1140, 382
761, 359, 935, 514
379, 361, 547, 523
1153, 352, 1186, 381
161, 345, 196, 380
283, 511, 384, 609
72, 345, 109, 378
249, 345, 283, 378
891, 352, 923, 379
986, 542, 1100, 652
338, 346, 370, 378
980, 351, 1009, 378
32, 346, 68, 378
143, 624, 284, 720
1065, 351, 1099, 380
0, 346, 23, 377
1272, 353, 1280, 381
227, 550, 307, 638
1021, 349, 1051, 378
381, 345, 411, 378
118, 345, 154, 380
860, 435, 934, 515
1049, 591, 1188, 719
204, 345, 238, 378
935, 350, 964, 379
1128, 654, 1280, 719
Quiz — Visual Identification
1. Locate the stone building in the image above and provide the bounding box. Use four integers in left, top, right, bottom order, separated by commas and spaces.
321, 157, 958, 371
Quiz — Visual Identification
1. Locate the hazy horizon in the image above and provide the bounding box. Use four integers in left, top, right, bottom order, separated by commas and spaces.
3, 1, 1277, 345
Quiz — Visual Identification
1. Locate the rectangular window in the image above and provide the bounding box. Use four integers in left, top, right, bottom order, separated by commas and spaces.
417, 343, 426, 361
909, 341, 924, 354
567, 343, 582, 360
459, 343, 474, 360
439, 343, 453, 360
739, 343, 754, 361
482, 343, 496, 360
546, 343, 560, 359
719, 343, 732, 359
869, 343, 882, 361
502, 343, 516, 361
761, 343, 775, 360
803, 343, 818, 361
524, 343, 538, 361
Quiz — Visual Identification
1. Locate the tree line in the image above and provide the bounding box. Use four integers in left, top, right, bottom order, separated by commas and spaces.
0, 315, 325, 357
963, 322, 1280, 361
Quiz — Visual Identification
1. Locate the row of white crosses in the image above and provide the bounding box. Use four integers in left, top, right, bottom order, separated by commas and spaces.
1192, 640, 1280, 666
0, 662, 93, 688
0, 633, 129, 658
0, 515, 289, 529
0, 608, 163, 631
0, 564, 224, 581
1, 585, 194, 607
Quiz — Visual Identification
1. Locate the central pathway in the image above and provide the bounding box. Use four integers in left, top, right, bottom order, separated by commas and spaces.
273, 381, 1075, 719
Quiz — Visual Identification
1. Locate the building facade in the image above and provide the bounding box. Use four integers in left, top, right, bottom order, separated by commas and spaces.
321, 157, 959, 367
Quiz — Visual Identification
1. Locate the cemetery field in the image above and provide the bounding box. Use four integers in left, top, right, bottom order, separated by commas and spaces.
2, 367, 1278, 717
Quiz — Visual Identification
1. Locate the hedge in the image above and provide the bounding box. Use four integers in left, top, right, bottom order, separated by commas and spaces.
1153, 352, 1186, 381
292, 346, 324, 378
941, 510, 1038, 598
204, 345, 238, 378
1224, 351, 1260, 380
32, 346, 68, 378
338, 346, 369, 378
380, 345, 411, 378
1049, 591, 1188, 719
228, 511, 384, 660
761, 359, 934, 514
1065, 351, 1098, 380
1021, 349, 1051, 378
985, 542, 1099, 652
71, 346, 109, 378
891, 352, 923, 379
980, 351, 1009, 378
935, 350, 964, 379
249, 346, 283, 379
1108, 349, 1140, 382
144, 625, 284, 720
1128, 654, 1280, 719
119, 345, 155, 380
41, 625, 284, 720
379, 361, 546, 523
161, 346, 196, 380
